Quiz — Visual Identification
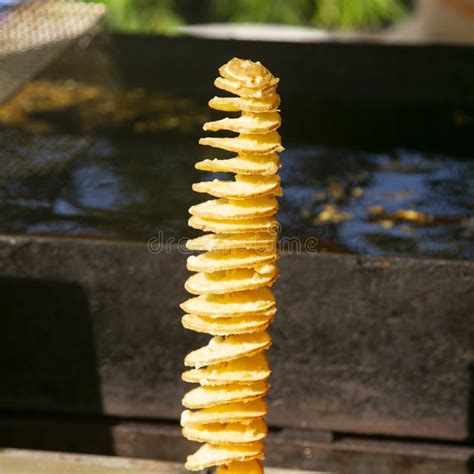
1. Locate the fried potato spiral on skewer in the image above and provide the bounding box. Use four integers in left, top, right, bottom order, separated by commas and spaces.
181, 58, 282, 473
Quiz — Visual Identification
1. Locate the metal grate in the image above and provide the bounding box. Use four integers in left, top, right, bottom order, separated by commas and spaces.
0, 0, 105, 103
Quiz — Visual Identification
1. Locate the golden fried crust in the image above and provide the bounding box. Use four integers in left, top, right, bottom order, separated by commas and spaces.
182, 312, 274, 336
215, 77, 276, 98
184, 266, 278, 295
181, 399, 267, 427
203, 112, 281, 134
183, 57, 281, 471
219, 58, 279, 89
195, 154, 280, 176
180, 288, 276, 318
209, 95, 280, 113
187, 250, 276, 273
199, 132, 284, 155
184, 333, 272, 368
182, 419, 267, 444
182, 382, 269, 409
189, 196, 278, 221
185, 443, 264, 471
186, 233, 277, 252
193, 174, 280, 200
189, 216, 278, 235
182, 352, 271, 384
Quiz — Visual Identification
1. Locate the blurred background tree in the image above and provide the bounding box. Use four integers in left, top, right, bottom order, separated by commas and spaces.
86, 0, 183, 33
84, 0, 410, 34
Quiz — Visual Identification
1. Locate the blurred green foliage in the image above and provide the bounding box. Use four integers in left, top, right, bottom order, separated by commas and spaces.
207, 0, 314, 25
86, 0, 409, 34
88, 0, 183, 33
314, 0, 408, 29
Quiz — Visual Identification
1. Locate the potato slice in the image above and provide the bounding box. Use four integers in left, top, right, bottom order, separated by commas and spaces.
193, 174, 281, 200
203, 112, 281, 134
187, 250, 276, 273
184, 333, 272, 368
185, 442, 264, 471
215, 77, 276, 98
183, 382, 269, 408
189, 216, 278, 234
219, 58, 279, 89
181, 399, 267, 427
182, 352, 271, 384
185, 266, 278, 295
182, 312, 274, 336
183, 419, 267, 444
196, 153, 280, 175
180, 288, 275, 318
209, 95, 280, 113
186, 233, 277, 252
190, 196, 278, 220
200, 132, 283, 155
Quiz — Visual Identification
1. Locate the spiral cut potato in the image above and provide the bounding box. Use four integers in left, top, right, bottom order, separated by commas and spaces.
181, 58, 282, 473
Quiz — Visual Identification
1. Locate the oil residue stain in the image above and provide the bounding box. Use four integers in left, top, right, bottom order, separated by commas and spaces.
278, 147, 474, 260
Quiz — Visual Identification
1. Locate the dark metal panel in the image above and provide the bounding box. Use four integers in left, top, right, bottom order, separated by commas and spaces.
271, 253, 474, 439
0, 235, 473, 440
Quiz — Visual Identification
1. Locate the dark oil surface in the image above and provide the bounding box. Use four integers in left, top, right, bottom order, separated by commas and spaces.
1, 128, 472, 260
